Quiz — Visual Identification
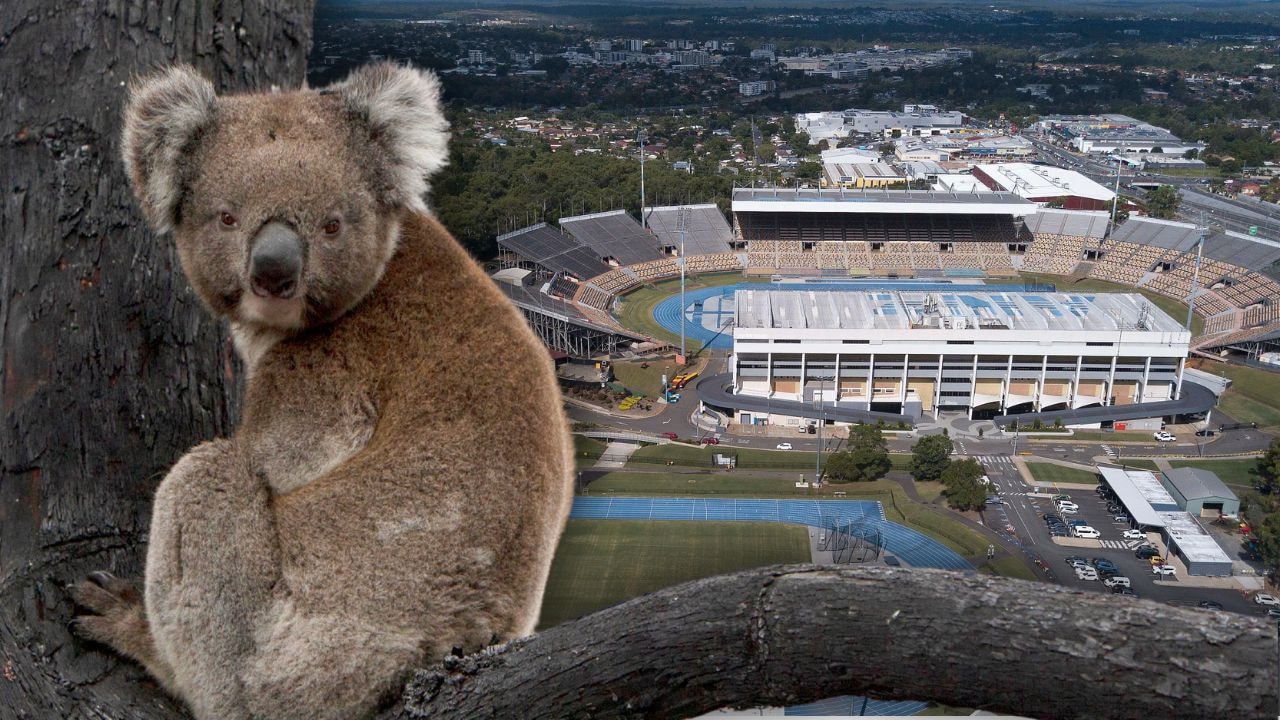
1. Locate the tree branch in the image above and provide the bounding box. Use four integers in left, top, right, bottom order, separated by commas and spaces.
383, 564, 1277, 720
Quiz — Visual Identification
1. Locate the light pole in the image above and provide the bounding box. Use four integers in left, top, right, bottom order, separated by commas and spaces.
815, 376, 832, 484
1186, 219, 1206, 332
677, 207, 689, 362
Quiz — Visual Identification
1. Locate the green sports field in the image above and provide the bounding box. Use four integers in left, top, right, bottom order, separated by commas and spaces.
537, 520, 810, 629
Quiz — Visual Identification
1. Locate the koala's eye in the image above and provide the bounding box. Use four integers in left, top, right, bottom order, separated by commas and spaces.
322, 218, 342, 236
219, 212, 238, 229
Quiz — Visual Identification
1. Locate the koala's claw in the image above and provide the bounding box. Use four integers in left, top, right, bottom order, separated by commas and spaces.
70, 571, 141, 620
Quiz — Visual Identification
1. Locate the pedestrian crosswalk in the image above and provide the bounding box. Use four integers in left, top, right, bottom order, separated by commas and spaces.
1101, 444, 1116, 458
971, 454, 1015, 465
1097, 539, 1147, 549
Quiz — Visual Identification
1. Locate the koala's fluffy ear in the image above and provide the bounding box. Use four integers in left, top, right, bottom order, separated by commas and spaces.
334, 63, 450, 213
121, 65, 218, 235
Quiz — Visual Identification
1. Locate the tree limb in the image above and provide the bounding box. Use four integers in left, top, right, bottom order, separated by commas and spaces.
382, 564, 1277, 720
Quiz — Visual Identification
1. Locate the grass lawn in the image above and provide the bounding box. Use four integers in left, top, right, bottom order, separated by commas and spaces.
574, 435, 609, 464
1189, 361, 1280, 429
1110, 458, 1160, 471
979, 556, 1036, 582
1017, 272, 1204, 336
1168, 458, 1260, 490
914, 480, 945, 503
538, 520, 810, 628
628, 443, 915, 473
614, 271, 743, 347
1025, 462, 1100, 486
610, 360, 672, 397
1055, 430, 1159, 443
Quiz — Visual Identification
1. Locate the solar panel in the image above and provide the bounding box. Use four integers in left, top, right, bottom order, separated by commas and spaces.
560, 210, 664, 266
642, 204, 733, 255
496, 223, 612, 280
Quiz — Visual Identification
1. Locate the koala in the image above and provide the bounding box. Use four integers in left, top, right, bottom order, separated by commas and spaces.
71, 63, 573, 720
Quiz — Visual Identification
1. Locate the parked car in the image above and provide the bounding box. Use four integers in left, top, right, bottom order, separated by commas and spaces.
1073, 526, 1100, 539
1153, 431, 1176, 442
1058, 506, 1080, 515
1091, 558, 1119, 571
775, 442, 793, 451
1197, 600, 1224, 611
1194, 429, 1216, 437
701, 436, 720, 445
797, 424, 810, 434
1068, 519, 1089, 527
1135, 545, 1159, 558
1048, 526, 1069, 536
1075, 567, 1100, 581
1113, 515, 1131, 524
985, 495, 1005, 505
1064, 556, 1088, 566
1051, 494, 1072, 502
1122, 529, 1146, 540
1103, 576, 1131, 588
1152, 564, 1177, 576
1148, 555, 1166, 566
1112, 587, 1138, 596
660, 432, 679, 440
1268, 608, 1280, 619
1254, 593, 1280, 607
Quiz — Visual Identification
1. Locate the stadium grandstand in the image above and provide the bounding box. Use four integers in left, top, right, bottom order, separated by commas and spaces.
495, 223, 610, 282
641, 203, 735, 256
491, 268, 644, 357
559, 209, 665, 266
731, 187, 1036, 277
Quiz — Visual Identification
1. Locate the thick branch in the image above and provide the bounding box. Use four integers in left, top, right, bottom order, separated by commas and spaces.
386, 564, 1276, 720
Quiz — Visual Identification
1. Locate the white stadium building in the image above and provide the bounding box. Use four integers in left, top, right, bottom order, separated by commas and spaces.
728, 289, 1190, 425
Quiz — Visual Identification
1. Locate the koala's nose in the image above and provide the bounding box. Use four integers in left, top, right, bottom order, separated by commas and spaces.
250, 222, 303, 299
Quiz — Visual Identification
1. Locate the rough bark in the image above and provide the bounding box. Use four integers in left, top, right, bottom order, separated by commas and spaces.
0, 2, 314, 717
382, 565, 1277, 720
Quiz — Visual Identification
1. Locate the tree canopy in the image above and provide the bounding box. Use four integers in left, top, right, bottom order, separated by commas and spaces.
940, 458, 988, 511
908, 434, 954, 483
824, 425, 891, 483
1145, 185, 1181, 219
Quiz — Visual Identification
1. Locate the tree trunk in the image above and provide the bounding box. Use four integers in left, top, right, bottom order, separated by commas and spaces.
0, 2, 314, 716
383, 565, 1277, 720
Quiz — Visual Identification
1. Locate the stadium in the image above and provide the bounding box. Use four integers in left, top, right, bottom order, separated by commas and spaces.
491, 186, 1280, 428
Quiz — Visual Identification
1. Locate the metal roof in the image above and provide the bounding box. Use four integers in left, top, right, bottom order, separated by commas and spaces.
642, 204, 733, 256
975, 163, 1115, 202
1164, 467, 1237, 502
733, 289, 1184, 334
1109, 217, 1200, 252
496, 223, 611, 280
1025, 209, 1109, 239
559, 210, 665, 266
731, 187, 1037, 216
1107, 218, 1280, 271
1097, 466, 1176, 528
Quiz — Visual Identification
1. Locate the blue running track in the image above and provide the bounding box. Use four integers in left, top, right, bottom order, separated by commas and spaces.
570, 497, 971, 571
569, 496, 965, 716
654, 280, 1036, 349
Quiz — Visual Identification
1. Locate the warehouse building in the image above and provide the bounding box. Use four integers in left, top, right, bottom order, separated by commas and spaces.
1162, 467, 1240, 518
971, 163, 1116, 211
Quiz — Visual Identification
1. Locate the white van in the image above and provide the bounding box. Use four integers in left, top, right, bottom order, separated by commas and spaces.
1073, 526, 1100, 539
1103, 576, 1131, 588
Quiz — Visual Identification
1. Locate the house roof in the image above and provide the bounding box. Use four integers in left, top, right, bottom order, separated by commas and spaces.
1164, 467, 1238, 502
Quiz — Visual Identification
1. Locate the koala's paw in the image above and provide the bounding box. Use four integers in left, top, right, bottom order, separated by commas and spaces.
69, 571, 147, 652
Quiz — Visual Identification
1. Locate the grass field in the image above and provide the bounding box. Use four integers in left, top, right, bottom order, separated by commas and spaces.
538, 520, 810, 628
614, 272, 743, 348
1168, 458, 1259, 490
610, 360, 671, 397
1025, 462, 1100, 486
1111, 458, 1160, 471
1017, 272, 1204, 336
1054, 430, 1159, 443
587, 471, 822, 496
1190, 362, 1280, 429
574, 435, 608, 465
627, 443, 913, 472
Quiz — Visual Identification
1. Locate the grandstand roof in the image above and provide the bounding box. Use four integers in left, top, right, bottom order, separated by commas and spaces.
1109, 218, 1280, 271
559, 210, 665, 266
734, 289, 1184, 334
643, 204, 734, 256
1211, 229, 1280, 271
1109, 217, 1200, 252
731, 187, 1036, 216
974, 163, 1115, 202
1025, 208, 1110, 239
496, 223, 611, 280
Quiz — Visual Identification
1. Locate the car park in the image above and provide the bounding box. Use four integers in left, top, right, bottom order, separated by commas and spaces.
1255, 593, 1280, 607
1152, 564, 1177, 576
1103, 576, 1131, 588
1153, 431, 1176, 442
775, 442, 793, 450
1122, 529, 1146, 540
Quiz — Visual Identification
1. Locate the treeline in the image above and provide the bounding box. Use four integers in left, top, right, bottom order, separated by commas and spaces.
433, 133, 736, 259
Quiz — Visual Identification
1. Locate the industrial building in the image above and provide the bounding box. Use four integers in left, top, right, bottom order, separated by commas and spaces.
728, 289, 1191, 423
821, 161, 907, 189
1033, 114, 1204, 156
971, 163, 1116, 211
1097, 466, 1234, 577
1162, 468, 1240, 518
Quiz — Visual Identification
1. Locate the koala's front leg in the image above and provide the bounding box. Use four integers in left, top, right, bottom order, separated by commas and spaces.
143, 439, 283, 718
71, 570, 177, 691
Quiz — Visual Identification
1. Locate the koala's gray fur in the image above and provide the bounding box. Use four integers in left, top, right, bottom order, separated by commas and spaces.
72, 63, 573, 720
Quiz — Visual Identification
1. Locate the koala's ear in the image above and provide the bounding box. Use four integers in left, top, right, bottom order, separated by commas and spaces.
333, 63, 450, 213
121, 65, 217, 235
